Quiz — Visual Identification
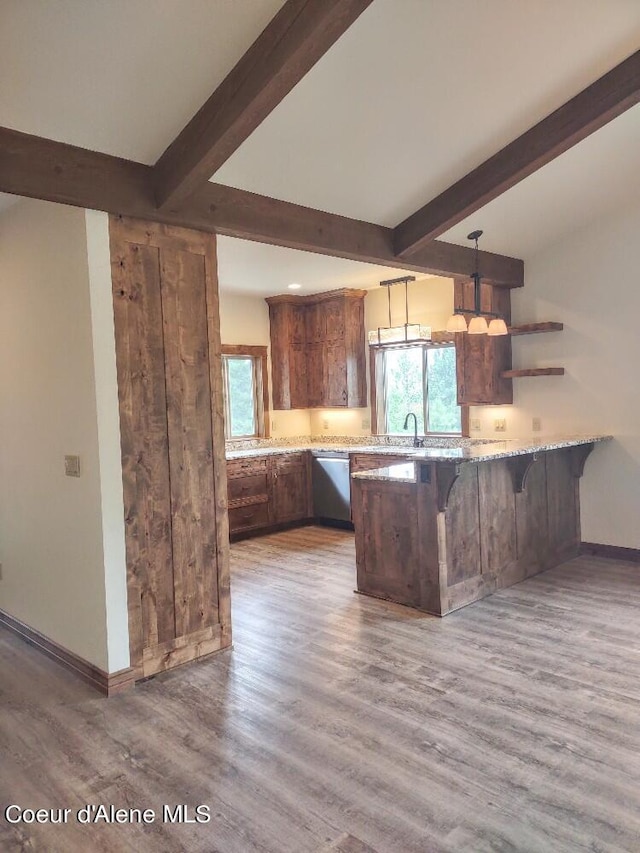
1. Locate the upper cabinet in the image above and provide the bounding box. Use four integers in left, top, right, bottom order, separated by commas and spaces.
267, 289, 367, 410
454, 279, 514, 406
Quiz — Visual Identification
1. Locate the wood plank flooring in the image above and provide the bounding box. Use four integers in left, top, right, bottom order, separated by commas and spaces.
1, 526, 640, 852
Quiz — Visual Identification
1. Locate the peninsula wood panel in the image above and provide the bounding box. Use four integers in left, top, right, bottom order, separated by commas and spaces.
546, 449, 579, 555
110, 216, 231, 679
478, 459, 517, 573
444, 463, 482, 586
514, 456, 548, 572
353, 445, 593, 617
354, 483, 421, 609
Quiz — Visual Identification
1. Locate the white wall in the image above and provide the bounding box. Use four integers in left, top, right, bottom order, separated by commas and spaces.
470, 200, 640, 549
0, 199, 129, 672
85, 210, 130, 671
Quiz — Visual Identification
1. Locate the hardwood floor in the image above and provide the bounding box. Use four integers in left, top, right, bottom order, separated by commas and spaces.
1, 526, 640, 852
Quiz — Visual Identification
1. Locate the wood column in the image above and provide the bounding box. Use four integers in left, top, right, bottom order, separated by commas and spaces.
109, 216, 231, 680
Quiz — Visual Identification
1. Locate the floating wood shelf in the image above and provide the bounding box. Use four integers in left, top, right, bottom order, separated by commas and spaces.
502, 367, 565, 378
508, 322, 563, 336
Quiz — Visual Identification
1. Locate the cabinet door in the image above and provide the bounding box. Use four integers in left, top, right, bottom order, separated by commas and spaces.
289, 343, 309, 409
324, 298, 346, 343
290, 305, 307, 343
271, 455, 310, 523
324, 344, 348, 407
306, 343, 324, 408
305, 303, 326, 343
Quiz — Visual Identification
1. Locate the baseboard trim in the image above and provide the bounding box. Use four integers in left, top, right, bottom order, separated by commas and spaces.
0, 609, 134, 696
580, 542, 640, 563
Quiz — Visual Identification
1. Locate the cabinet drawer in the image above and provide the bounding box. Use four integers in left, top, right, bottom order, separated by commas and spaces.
228, 473, 269, 502
229, 502, 270, 532
271, 452, 308, 471
227, 457, 268, 478
350, 453, 411, 472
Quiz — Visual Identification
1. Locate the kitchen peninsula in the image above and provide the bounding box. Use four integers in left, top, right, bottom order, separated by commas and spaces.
351, 436, 611, 616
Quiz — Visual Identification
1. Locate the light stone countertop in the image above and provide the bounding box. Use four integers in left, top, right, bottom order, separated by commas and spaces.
351, 435, 613, 483
225, 437, 494, 460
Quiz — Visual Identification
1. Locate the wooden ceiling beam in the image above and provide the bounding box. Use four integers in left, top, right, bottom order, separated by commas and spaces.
0, 126, 523, 286
152, 0, 374, 210
394, 48, 640, 257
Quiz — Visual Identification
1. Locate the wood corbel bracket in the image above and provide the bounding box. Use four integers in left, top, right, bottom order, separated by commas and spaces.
436, 462, 462, 511
569, 442, 595, 478
508, 452, 539, 493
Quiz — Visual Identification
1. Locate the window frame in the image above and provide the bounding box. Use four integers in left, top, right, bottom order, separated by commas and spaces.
369, 342, 469, 438
221, 345, 270, 440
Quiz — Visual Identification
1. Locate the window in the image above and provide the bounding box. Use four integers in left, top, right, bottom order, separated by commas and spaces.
221, 346, 269, 439
372, 343, 465, 436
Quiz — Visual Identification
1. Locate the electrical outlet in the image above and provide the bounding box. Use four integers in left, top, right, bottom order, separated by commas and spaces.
470, 417, 481, 431
271, 419, 276, 432
362, 415, 371, 430
532, 417, 542, 432
64, 455, 81, 477
322, 419, 329, 430
494, 418, 507, 433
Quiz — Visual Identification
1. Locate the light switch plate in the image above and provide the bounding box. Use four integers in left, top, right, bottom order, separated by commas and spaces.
494, 418, 507, 432
470, 418, 481, 431
64, 455, 81, 477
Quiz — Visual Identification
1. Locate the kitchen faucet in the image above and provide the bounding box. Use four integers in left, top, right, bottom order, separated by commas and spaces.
403, 412, 424, 448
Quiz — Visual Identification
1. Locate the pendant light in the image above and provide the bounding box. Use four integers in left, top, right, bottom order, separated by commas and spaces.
446, 230, 509, 336
367, 276, 431, 345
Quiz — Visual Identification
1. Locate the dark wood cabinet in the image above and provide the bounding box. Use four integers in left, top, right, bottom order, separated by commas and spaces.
226, 457, 271, 535
454, 279, 513, 405
267, 289, 367, 410
227, 452, 312, 538
271, 454, 311, 523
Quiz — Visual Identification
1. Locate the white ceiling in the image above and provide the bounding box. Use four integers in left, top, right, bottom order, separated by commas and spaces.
214, 0, 640, 236
442, 105, 640, 259
0, 0, 284, 163
2, 0, 640, 282
0, 193, 18, 214
217, 236, 436, 296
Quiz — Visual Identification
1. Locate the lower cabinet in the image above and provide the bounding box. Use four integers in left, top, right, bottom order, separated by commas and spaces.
228, 450, 413, 539
271, 454, 311, 523
227, 452, 311, 538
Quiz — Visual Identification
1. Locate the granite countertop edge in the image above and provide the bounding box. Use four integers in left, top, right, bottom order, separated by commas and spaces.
351, 435, 613, 483
226, 435, 612, 466
226, 439, 486, 460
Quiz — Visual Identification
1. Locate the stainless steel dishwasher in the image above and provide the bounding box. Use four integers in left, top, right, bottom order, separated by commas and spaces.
312, 452, 352, 525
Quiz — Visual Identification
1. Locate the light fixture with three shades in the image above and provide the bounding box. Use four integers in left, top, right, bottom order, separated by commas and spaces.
445, 230, 509, 337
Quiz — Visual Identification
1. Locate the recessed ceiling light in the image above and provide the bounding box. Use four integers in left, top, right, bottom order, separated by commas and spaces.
288, 283, 302, 290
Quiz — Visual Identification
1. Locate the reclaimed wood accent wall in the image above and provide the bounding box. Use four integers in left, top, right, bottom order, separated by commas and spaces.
109, 215, 231, 679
